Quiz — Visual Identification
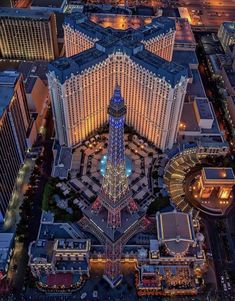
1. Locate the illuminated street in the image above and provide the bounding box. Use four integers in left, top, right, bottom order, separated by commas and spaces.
3, 159, 35, 232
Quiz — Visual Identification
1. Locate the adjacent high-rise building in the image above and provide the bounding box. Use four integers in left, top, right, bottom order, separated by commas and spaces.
0, 8, 59, 61
0, 71, 30, 220
48, 13, 188, 151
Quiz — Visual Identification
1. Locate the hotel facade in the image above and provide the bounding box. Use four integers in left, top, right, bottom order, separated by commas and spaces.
48, 14, 188, 150
0, 71, 30, 219
0, 8, 59, 61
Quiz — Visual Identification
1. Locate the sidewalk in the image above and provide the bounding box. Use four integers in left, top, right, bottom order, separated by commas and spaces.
2, 158, 35, 233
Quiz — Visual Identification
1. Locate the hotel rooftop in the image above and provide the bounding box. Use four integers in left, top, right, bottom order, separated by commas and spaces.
31, 0, 65, 9
0, 71, 20, 117
0, 7, 53, 19
49, 13, 187, 87
64, 13, 175, 42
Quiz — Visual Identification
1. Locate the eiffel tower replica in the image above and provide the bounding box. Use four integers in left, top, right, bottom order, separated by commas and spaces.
80, 86, 147, 287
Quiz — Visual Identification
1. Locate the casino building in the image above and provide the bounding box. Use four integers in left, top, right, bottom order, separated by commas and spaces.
48, 13, 188, 151
28, 212, 91, 291
196, 167, 235, 202
136, 211, 206, 296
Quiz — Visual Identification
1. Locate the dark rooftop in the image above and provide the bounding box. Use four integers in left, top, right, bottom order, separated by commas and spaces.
49, 42, 187, 87
195, 98, 213, 120
221, 22, 235, 33
203, 167, 235, 181
200, 34, 224, 56
0, 7, 53, 20
187, 69, 206, 98
0, 71, 19, 117
31, 0, 65, 8
25, 76, 37, 94
18, 61, 48, 83
172, 50, 198, 68
49, 13, 186, 86
224, 66, 235, 87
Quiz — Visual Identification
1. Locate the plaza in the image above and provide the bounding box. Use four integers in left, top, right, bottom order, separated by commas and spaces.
63, 133, 158, 213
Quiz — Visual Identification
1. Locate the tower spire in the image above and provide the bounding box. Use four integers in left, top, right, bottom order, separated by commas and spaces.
98, 86, 133, 228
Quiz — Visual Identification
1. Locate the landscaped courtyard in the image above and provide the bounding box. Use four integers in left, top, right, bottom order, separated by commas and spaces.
43, 133, 170, 221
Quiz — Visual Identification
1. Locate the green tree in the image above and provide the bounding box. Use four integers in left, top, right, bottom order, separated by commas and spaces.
147, 196, 170, 215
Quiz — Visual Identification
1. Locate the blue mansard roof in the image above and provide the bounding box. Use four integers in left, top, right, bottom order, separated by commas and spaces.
49, 44, 187, 87
64, 13, 175, 42
49, 14, 187, 87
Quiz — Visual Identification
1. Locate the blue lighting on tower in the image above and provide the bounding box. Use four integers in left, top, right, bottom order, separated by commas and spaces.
99, 155, 133, 177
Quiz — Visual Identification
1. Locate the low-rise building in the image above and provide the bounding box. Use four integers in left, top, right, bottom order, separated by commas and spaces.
136, 211, 206, 296
179, 97, 223, 142
28, 212, 91, 291
0, 233, 14, 280
196, 167, 235, 202
221, 66, 235, 96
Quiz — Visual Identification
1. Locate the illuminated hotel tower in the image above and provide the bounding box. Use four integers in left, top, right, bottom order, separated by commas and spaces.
48, 14, 188, 151
0, 8, 59, 61
0, 71, 30, 220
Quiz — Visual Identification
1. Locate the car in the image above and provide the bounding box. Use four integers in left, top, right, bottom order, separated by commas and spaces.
223, 283, 227, 292
221, 276, 224, 283
92, 290, 98, 298
227, 282, 231, 290
81, 292, 87, 300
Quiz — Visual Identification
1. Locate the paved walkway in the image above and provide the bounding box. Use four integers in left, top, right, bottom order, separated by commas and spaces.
3, 158, 35, 232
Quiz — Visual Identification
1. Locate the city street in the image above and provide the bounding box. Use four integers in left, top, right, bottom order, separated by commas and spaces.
203, 214, 235, 300
6, 110, 54, 298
